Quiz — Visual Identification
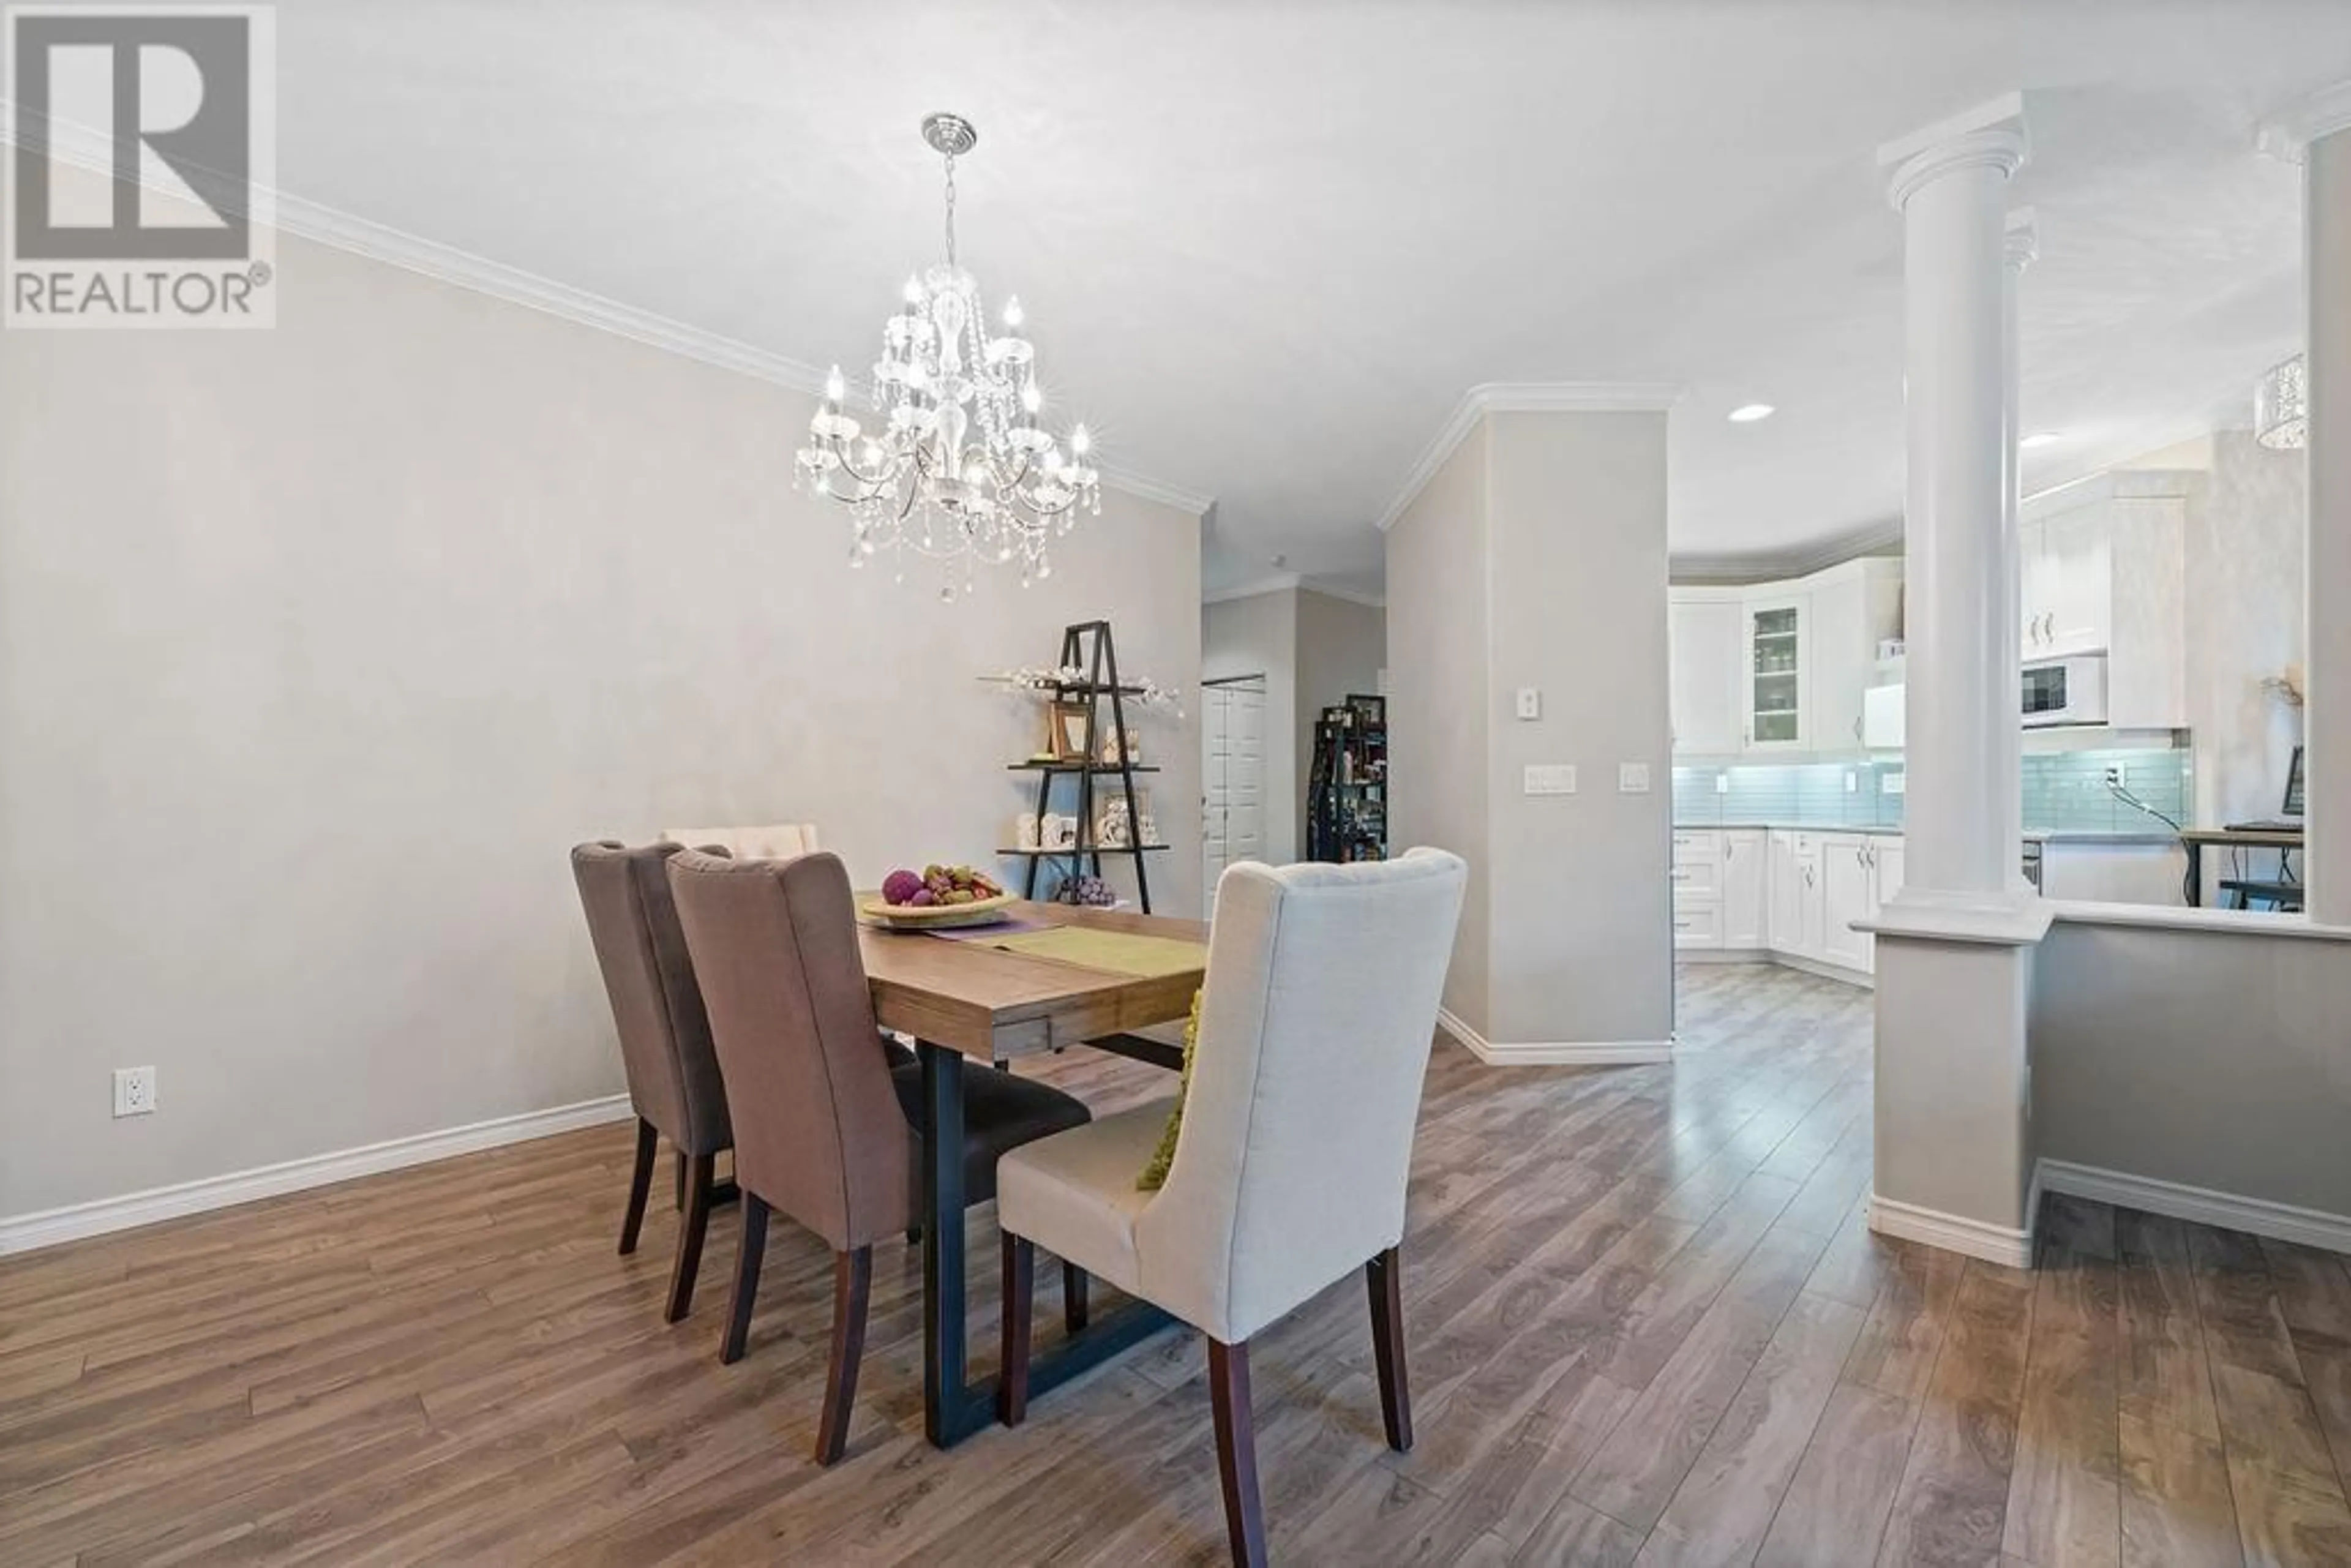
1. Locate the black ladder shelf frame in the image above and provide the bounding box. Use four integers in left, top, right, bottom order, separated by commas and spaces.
1009, 620, 1163, 913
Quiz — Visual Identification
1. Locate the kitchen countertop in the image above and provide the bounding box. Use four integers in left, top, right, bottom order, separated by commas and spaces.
1673, 820, 2179, 846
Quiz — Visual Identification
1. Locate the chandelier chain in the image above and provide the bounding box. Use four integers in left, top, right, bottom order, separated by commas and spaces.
942, 151, 957, 268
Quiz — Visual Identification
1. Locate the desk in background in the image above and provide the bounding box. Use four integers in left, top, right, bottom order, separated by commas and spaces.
2178, 827, 2304, 909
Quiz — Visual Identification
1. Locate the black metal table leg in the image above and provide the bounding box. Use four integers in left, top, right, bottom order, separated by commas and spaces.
2186, 839, 2202, 907
915, 1036, 1181, 1450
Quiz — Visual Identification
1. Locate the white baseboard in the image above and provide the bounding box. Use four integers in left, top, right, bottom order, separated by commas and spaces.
0, 1095, 634, 1256
2034, 1159, 2351, 1256
1436, 1008, 1673, 1067
1769, 952, 1876, 989
1868, 1191, 2035, 1268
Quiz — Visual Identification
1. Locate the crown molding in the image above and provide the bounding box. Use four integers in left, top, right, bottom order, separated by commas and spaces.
1374, 380, 1685, 534
2257, 79, 2351, 163
0, 105, 1215, 519
1202, 572, 1300, 606
1670, 517, 1904, 586
1296, 580, 1387, 610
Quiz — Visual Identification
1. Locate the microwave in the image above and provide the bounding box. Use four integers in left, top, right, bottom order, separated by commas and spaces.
2022, 655, 2107, 727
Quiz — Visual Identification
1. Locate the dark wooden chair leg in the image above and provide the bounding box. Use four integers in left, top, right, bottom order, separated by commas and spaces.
1209, 1338, 1269, 1568
673, 1150, 687, 1210
664, 1152, 715, 1323
1062, 1259, 1089, 1334
999, 1231, 1035, 1426
1367, 1244, 1412, 1452
719, 1193, 770, 1365
618, 1118, 658, 1256
815, 1246, 873, 1465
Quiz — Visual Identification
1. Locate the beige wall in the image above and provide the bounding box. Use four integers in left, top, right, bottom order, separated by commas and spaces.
1292, 589, 1386, 852
1202, 588, 1300, 866
2185, 432, 2306, 827
1387, 428, 1493, 1033
0, 226, 1202, 1220
2032, 916, 2351, 1219
1483, 412, 1674, 1046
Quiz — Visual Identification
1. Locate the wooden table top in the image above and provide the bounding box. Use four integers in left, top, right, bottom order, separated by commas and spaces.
2178, 827, 2305, 848
858, 900, 1207, 1060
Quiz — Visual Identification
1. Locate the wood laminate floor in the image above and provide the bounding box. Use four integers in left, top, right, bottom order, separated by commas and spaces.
6, 964, 2351, 1565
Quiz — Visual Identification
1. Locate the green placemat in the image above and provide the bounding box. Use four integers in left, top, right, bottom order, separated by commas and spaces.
982, 926, 1207, 978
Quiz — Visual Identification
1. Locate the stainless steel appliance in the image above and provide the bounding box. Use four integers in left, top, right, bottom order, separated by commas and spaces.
2021, 654, 2109, 728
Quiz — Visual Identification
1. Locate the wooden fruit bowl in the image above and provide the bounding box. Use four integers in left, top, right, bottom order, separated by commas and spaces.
860, 891, 1018, 929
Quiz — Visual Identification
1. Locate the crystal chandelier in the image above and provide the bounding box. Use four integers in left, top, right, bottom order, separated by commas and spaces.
795, 112, 1100, 599
2256, 354, 2307, 451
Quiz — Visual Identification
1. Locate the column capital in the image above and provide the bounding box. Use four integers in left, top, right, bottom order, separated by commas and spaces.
2257, 80, 2351, 163
2004, 208, 2039, 272
1879, 92, 2030, 211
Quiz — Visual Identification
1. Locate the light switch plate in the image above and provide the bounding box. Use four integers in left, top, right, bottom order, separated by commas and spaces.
1515, 688, 1542, 721
1715, 774, 1730, 795
1523, 763, 1577, 796
1619, 762, 1651, 794
1844, 770, 1859, 793
1884, 773, 1907, 796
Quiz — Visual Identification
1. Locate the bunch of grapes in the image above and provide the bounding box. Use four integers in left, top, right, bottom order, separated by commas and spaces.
882, 863, 1003, 907
1055, 874, 1116, 907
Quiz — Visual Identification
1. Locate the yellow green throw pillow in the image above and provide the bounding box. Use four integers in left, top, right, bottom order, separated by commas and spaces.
1138, 989, 1202, 1191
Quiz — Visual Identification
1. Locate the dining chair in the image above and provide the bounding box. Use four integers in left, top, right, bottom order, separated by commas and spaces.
661, 822, 821, 860
666, 847, 1095, 1464
570, 840, 736, 1324
995, 849, 1466, 1566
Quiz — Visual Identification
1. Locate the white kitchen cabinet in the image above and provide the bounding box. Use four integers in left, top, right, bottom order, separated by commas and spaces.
1742, 595, 1810, 751
1722, 829, 1768, 948
1807, 560, 1906, 754
1768, 830, 1824, 956
1671, 562, 1901, 758
1819, 836, 1875, 971
2017, 476, 2189, 729
1668, 595, 1745, 756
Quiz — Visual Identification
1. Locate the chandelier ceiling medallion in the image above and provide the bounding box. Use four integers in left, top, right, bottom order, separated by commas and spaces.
796, 112, 1100, 599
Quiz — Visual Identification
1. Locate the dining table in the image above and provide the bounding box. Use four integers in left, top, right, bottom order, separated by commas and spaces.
857, 897, 1207, 1448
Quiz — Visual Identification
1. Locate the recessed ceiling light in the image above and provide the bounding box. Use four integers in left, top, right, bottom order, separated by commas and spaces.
2020, 431, 2062, 449
1727, 403, 1775, 423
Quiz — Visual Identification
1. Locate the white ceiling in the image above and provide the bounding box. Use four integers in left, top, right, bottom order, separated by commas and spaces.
273, 1, 2351, 593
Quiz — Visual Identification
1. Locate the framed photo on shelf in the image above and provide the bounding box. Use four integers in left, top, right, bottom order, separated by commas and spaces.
1047, 702, 1094, 762
1095, 789, 1152, 849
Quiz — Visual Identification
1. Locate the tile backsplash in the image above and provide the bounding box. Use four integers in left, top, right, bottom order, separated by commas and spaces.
1671, 748, 2190, 834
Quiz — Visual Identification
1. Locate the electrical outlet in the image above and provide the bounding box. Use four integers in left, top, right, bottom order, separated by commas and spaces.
113, 1065, 156, 1118
1619, 762, 1651, 794
1845, 770, 1859, 793
1523, 763, 1577, 796
1714, 774, 1730, 795
2104, 767, 2123, 788
1514, 687, 1542, 721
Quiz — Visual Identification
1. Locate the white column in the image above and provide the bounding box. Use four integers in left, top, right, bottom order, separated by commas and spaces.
2263, 84, 2351, 926
1864, 97, 2049, 1269
2001, 211, 2037, 890
1879, 95, 2030, 899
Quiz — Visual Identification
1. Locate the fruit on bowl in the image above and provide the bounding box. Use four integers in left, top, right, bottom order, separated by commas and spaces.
882, 864, 1003, 907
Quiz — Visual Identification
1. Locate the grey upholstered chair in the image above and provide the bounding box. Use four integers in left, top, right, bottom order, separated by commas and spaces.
666, 849, 1094, 1464
996, 849, 1466, 1566
570, 840, 735, 1323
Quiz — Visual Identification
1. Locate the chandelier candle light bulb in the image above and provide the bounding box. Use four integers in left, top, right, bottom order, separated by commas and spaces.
797, 113, 1103, 595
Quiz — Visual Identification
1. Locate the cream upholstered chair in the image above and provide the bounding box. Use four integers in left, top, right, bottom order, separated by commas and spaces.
661, 823, 820, 861
996, 849, 1466, 1567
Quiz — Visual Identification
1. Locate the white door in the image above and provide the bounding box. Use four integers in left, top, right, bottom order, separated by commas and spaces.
1669, 598, 1744, 756
1201, 683, 1267, 912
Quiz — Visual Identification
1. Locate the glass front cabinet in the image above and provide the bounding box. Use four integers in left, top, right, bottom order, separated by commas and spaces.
1742, 593, 1810, 751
